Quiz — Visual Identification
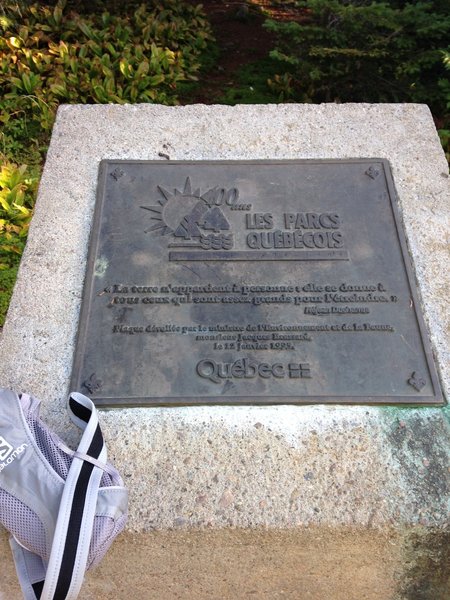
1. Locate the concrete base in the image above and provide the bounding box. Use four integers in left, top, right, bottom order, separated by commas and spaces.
0, 104, 448, 599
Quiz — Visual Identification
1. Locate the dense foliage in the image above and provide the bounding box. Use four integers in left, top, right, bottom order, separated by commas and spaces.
264, 1, 450, 124
438, 49, 450, 159
0, 0, 212, 164
0, 162, 38, 324
0, 162, 38, 270
0, 0, 213, 324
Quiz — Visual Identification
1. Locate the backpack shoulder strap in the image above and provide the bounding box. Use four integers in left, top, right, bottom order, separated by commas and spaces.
9, 537, 47, 600
37, 392, 107, 600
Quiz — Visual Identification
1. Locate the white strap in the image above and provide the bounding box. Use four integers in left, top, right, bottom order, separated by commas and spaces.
48, 432, 122, 484
10, 537, 47, 600
37, 392, 106, 600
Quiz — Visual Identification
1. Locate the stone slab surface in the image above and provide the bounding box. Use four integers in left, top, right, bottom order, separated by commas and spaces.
0, 104, 449, 599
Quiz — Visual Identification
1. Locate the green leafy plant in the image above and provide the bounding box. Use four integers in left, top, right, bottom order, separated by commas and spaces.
0, 266, 19, 327
0, 1, 213, 108
0, 162, 39, 270
0, 0, 213, 167
0, 162, 39, 325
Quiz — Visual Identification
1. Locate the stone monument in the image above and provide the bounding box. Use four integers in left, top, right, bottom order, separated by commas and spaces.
0, 104, 448, 599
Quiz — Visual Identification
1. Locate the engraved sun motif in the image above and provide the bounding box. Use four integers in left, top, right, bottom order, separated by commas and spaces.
140, 177, 231, 246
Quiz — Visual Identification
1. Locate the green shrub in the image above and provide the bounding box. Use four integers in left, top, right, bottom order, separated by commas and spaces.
0, 265, 19, 326
0, 0, 213, 165
0, 162, 39, 271
0, 161, 39, 324
264, 0, 450, 113
218, 57, 289, 105
438, 50, 450, 162
0, 0, 213, 107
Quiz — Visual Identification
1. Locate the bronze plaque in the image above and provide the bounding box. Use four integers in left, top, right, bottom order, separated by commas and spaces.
71, 160, 444, 406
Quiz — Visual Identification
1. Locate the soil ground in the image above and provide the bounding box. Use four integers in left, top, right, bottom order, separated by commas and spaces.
184, 1, 305, 104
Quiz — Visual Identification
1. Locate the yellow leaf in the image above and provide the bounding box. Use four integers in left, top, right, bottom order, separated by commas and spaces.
8, 36, 21, 49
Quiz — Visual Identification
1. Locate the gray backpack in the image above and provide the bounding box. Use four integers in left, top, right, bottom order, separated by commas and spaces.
0, 388, 128, 599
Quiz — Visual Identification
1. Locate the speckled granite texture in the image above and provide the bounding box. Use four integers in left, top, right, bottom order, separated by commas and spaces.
0, 104, 448, 599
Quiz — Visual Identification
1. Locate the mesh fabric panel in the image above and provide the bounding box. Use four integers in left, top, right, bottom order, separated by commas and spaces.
25, 414, 72, 480
87, 513, 127, 569
0, 488, 48, 559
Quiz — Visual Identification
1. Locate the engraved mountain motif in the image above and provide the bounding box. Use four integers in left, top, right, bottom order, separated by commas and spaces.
199, 206, 230, 233
173, 202, 209, 238
141, 177, 231, 241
